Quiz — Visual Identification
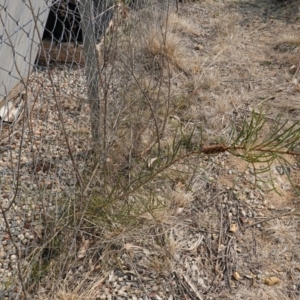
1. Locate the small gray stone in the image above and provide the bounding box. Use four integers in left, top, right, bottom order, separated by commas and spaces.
10, 254, 17, 261
18, 233, 25, 241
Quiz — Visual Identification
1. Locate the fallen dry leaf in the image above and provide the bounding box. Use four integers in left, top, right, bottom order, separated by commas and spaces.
78, 239, 90, 259
263, 276, 281, 286
170, 115, 181, 123
229, 223, 238, 233
122, 243, 144, 251
147, 157, 157, 168
232, 271, 241, 280
138, 212, 153, 220
285, 254, 292, 261
123, 243, 144, 259
230, 280, 236, 288
195, 44, 204, 50
174, 207, 184, 216
175, 181, 185, 191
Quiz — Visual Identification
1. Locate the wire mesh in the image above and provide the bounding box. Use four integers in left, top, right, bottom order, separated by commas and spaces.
0, 0, 177, 298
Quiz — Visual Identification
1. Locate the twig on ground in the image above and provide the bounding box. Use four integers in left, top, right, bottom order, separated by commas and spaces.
83, 162, 99, 195
181, 272, 204, 300
244, 209, 295, 229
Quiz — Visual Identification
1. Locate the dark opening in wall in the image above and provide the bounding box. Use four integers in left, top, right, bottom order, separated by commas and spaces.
42, 0, 115, 44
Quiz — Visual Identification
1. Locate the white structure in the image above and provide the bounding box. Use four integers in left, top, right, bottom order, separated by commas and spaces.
0, 0, 49, 122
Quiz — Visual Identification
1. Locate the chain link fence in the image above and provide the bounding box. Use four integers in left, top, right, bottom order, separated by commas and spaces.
0, 0, 179, 298
0, 1, 111, 298
1, 1, 298, 299
0, 0, 175, 299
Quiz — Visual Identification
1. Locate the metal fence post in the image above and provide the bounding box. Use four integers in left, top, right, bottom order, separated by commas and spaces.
78, 0, 101, 148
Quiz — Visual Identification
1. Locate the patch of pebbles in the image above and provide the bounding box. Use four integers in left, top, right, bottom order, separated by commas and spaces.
0, 65, 90, 298
1, 49, 300, 300
20, 151, 298, 299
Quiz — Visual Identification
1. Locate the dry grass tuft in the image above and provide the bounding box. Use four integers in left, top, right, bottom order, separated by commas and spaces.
274, 35, 300, 53
145, 29, 191, 73
264, 219, 298, 245
229, 286, 292, 300
168, 12, 202, 37
272, 35, 300, 67
171, 188, 194, 208
51, 274, 107, 300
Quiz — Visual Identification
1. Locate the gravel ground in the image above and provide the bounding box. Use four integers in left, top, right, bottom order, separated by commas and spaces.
1, 0, 300, 299
0, 64, 299, 299
32, 152, 300, 300
0, 65, 91, 298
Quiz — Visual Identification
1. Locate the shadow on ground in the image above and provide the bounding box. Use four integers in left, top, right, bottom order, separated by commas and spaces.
233, 0, 300, 26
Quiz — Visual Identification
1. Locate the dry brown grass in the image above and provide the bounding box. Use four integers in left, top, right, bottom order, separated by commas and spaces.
51, 274, 107, 300
29, 0, 300, 299
145, 29, 191, 73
